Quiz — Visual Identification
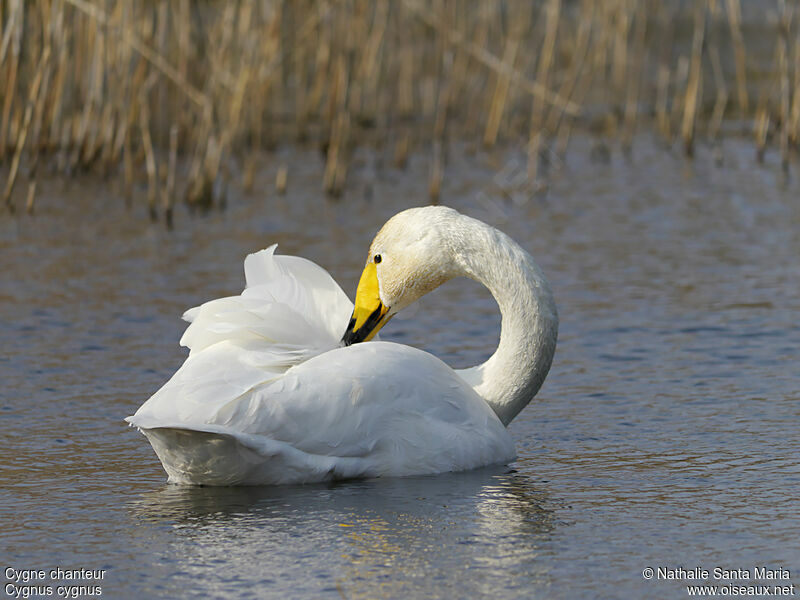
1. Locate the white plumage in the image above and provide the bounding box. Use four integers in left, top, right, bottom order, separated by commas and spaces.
127, 207, 557, 485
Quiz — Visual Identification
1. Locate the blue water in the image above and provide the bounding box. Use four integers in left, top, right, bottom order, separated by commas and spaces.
1, 136, 799, 598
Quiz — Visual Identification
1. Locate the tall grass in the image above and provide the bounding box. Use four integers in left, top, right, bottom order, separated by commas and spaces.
0, 0, 797, 221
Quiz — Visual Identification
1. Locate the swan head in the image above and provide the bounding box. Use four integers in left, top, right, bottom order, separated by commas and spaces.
342, 206, 461, 345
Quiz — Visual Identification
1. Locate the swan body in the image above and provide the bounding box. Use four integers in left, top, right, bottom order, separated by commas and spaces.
127, 206, 558, 485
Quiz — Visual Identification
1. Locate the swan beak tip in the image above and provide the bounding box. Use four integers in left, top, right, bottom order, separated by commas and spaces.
341, 317, 358, 346
341, 306, 391, 346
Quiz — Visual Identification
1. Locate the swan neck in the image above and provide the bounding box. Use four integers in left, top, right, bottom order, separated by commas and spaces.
450, 217, 558, 426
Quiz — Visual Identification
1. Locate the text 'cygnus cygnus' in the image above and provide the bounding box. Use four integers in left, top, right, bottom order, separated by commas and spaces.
126, 206, 558, 485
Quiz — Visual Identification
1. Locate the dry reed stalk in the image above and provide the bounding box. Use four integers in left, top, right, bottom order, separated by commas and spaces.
271, 3, 287, 136
725, 0, 749, 113
528, 0, 560, 185
177, 0, 190, 83
216, 65, 251, 191
754, 106, 769, 162
70, 3, 99, 170
154, 1, 169, 147
622, 0, 647, 151
100, 103, 121, 175
25, 180, 36, 214
483, 38, 519, 148
84, 7, 106, 166
681, 2, 706, 157
47, 2, 68, 150
203, 136, 223, 210
29, 0, 54, 154
242, 156, 256, 193
185, 120, 211, 209
109, 107, 131, 172
397, 38, 415, 118
323, 54, 350, 197
138, 89, 158, 221
420, 71, 436, 125
293, 10, 309, 139
3, 45, 50, 213
394, 133, 409, 169
428, 6, 451, 188
670, 56, 689, 136
429, 139, 443, 203
591, 2, 614, 135
163, 124, 178, 229
655, 1, 674, 141
556, 116, 574, 157
244, 5, 280, 153
790, 39, 800, 147
0, 0, 22, 161
707, 3, 729, 141
612, 0, 631, 101
708, 44, 729, 141
433, 61, 451, 142
118, 67, 138, 205
777, 0, 791, 171
307, 4, 331, 122
276, 164, 288, 195
0, 0, 19, 65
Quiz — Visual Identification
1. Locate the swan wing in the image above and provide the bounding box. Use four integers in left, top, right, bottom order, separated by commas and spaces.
180, 244, 353, 355
128, 244, 356, 457
128, 342, 515, 485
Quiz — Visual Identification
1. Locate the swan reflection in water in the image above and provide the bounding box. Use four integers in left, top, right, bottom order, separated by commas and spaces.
128, 466, 558, 597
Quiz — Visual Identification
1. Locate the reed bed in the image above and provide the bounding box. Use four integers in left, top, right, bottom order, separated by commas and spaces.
0, 0, 798, 221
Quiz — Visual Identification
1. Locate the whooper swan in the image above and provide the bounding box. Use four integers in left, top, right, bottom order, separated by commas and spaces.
126, 206, 558, 485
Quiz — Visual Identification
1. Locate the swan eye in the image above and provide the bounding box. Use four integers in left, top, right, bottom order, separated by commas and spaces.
374, 254, 382, 264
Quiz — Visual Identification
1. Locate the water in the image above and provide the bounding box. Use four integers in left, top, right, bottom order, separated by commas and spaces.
2, 136, 799, 598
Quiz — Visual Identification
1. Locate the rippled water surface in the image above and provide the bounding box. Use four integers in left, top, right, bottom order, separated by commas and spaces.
2, 137, 799, 598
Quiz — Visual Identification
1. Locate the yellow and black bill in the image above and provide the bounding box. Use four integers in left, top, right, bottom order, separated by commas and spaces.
341, 262, 392, 346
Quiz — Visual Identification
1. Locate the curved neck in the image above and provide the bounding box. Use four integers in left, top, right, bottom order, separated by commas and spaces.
448, 215, 558, 426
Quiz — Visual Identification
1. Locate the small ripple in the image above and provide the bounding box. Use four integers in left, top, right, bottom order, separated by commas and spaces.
80, 344, 107, 352
598, 354, 646, 362
723, 302, 775, 309
677, 326, 728, 334
726, 328, 786, 339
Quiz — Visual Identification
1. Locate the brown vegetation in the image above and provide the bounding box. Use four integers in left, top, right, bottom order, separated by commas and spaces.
0, 0, 798, 221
